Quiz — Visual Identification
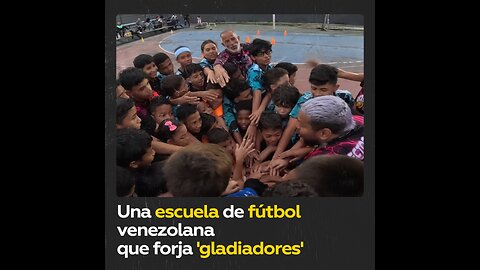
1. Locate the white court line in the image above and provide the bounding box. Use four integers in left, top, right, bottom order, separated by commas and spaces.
158, 34, 175, 55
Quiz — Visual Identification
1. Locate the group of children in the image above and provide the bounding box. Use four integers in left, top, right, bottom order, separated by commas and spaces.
115, 29, 365, 197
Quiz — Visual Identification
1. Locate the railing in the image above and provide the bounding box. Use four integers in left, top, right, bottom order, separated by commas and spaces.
116, 18, 180, 42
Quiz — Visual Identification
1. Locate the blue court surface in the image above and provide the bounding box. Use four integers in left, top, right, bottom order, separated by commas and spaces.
159, 30, 363, 65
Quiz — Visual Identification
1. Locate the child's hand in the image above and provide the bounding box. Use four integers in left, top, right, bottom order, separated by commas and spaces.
249, 110, 262, 125
244, 125, 257, 142
235, 138, 255, 162
245, 150, 260, 168
180, 91, 200, 105
268, 158, 289, 172
221, 180, 241, 196
259, 175, 286, 187
278, 147, 311, 163
214, 65, 230, 87
199, 90, 219, 102
249, 149, 260, 162
269, 166, 280, 176
206, 69, 217, 84
249, 165, 267, 179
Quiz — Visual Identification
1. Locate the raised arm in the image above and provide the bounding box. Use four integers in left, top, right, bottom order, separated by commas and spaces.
337, 68, 364, 82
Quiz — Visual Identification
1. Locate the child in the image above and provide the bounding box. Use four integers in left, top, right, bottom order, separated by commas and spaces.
262, 67, 290, 112
222, 79, 252, 135
116, 128, 155, 170
274, 62, 298, 86
133, 54, 162, 94
176, 104, 203, 140
184, 63, 206, 91
223, 61, 246, 81
154, 119, 190, 147
271, 85, 301, 129
182, 65, 223, 124
197, 100, 214, 115
135, 161, 168, 197
207, 128, 264, 196
117, 69, 183, 156
197, 104, 228, 132
183, 63, 218, 102
174, 46, 193, 77
245, 39, 274, 125
206, 128, 235, 157
162, 144, 232, 197
116, 98, 141, 130
246, 67, 290, 144
118, 67, 158, 120
203, 82, 224, 121
199, 39, 219, 83
257, 111, 283, 163
153, 52, 174, 82
148, 96, 174, 133
137, 96, 172, 136
116, 80, 129, 99
160, 74, 199, 107
116, 165, 136, 197
231, 100, 252, 144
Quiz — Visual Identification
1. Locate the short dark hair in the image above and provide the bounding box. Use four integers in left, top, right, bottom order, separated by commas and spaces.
245, 38, 272, 56
118, 67, 147, 90
296, 155, 364, 196
263, 181, 318, 197
258, 111, 282, 131
309, 64, 338, 86
207, 128, 231, 144
149, 96, 171, 114
223, 79, 250, 101
135, 161, 168, 196
263, 67, 288, 90
160, 75, 183, 97
163, 144, 232, 196
152, 52, 170, 67
184, 63, 204, 79
200, 113, 216, 133
176, 104, 198, 123
275, 62, 298, 76
116, 166, 136, 197
271, 85, 300, 108
133, 54, 154, 69
116, 129, 153, 168
235, 99, 252, 113
223, 62, 240, 77
116, 98, 135, 125
155, 119, 182, 143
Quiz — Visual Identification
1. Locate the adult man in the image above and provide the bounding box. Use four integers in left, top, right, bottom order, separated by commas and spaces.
213, 30, 253, 87
270, 95, 364, 171
297, 95, 364, 161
